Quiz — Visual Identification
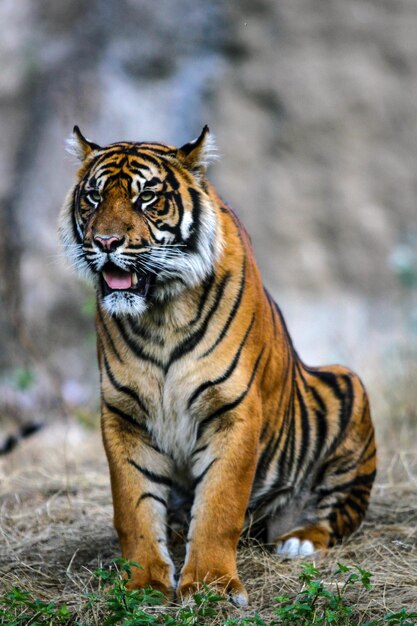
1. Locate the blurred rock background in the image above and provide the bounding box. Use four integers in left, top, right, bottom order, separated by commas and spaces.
1, 0, 416, 431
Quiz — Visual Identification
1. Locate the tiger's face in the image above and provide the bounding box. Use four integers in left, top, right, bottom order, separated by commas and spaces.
60, 126, 221, 316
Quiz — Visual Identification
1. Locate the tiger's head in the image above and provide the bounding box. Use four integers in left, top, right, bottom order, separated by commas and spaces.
60, 126, 222, 317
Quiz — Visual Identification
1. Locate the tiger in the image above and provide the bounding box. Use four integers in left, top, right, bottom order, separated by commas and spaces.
60, 125, 376, 606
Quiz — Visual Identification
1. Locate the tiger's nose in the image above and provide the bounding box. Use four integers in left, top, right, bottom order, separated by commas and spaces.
94, 235, 124, 251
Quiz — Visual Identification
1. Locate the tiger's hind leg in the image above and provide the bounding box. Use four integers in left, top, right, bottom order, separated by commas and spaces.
271, 368, 376, 558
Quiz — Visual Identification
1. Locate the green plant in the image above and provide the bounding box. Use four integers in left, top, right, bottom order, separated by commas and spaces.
89, 558, 165, 625
383, 608, 417, 626
0, 586, 71, 625
1, 560, 416, 626
273, 562, 373, 625
165, 587, 225, 626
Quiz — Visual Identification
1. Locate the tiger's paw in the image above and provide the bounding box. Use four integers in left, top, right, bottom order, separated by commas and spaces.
177, 576, 248, 607
275, 537, 317, 559
124, 560, 175, 601
273, 525, 330, 559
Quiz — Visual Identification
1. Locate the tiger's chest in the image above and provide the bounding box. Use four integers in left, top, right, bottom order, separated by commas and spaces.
147, 363, 200, 463
104, 347, 208, 464
100, 303, 242, 464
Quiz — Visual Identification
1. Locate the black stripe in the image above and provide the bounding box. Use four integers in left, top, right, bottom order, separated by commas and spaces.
133, 142, 173, 152
162, 162, 181, 191
186, 188, 201, 252
287, 406, 296, 478
166, 272, 231, 371
102, 350, 149, 417
129, 158, 150, 171
197, 347, 265, 439
309, 387, 328, 465
136, 493, 167, 508
306, 370, 354, 451
71, 185, 83, 244
192, 444, 209, 457
316, 469, 376, 498
172, 189, 184, 233
136, 154, 180, 191
319, 492, 367, 521
264, 289, 278, 338
151, 191, 174, 219
265, 366, 294, 484
291, 365, 328, 482
322, 505, 356, 537
114, 318, 164, 369
158, 155, 180, 191
276, 378, 296, 483
295, 386, 311, 474
333, 430, 375, 476
282, 366, 297, 478
358, 447, 377, 467
349, 485, 372, 502
259, 348, 292, 441
192, 459, 217, 489
144, 176, 161, 187
102, 399, 164, 455
304, 368, 344, 395
271, 297, 298, 358
338, 375, 354, 435
201, 258, 247, 358
189, 273, 215, 325
252, 433, 281, 496
251, 431, 289, 505
103, 400, 145, 431
96, 166, 121, 177
249, 483, 293, 512
313, 384, 368, 490
97, 307, 123, 362
127, 458, 173, 487
188, 313, 255, 409
88, 149, 125, 169
252, 380, 293, 496
343, 495, 367, 516
127, 317, 164, 347
104, 170, 134, 189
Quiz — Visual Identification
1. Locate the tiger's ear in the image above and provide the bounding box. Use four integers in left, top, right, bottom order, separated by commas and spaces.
66, 125, 102, 161
177, 125, 218, 175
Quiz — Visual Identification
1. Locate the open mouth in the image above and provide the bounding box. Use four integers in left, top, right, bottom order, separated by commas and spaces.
101, 262, 153, 298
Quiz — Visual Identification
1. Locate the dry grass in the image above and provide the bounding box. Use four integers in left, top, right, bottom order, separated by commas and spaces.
0, 419, 416, 624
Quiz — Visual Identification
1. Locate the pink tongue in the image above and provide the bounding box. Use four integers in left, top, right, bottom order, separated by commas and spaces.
103, 268, 132, 290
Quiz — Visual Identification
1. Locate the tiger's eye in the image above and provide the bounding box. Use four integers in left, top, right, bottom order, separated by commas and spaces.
139, 190, 156, 204
88, 189, 101, 203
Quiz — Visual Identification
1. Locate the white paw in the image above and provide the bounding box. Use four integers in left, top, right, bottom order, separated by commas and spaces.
275, 537, 316, 558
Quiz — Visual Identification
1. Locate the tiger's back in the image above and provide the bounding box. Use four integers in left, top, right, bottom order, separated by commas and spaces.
61, 126, 376, 604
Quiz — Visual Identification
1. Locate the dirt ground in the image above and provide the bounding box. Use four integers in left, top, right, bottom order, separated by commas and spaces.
0, 416, 416, 624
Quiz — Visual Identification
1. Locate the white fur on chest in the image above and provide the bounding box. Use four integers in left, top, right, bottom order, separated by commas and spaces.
146, 364, 200, 464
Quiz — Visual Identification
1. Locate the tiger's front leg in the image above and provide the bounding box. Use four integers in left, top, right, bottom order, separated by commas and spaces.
102, 405, 175, 598
177, 401, 260, 607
